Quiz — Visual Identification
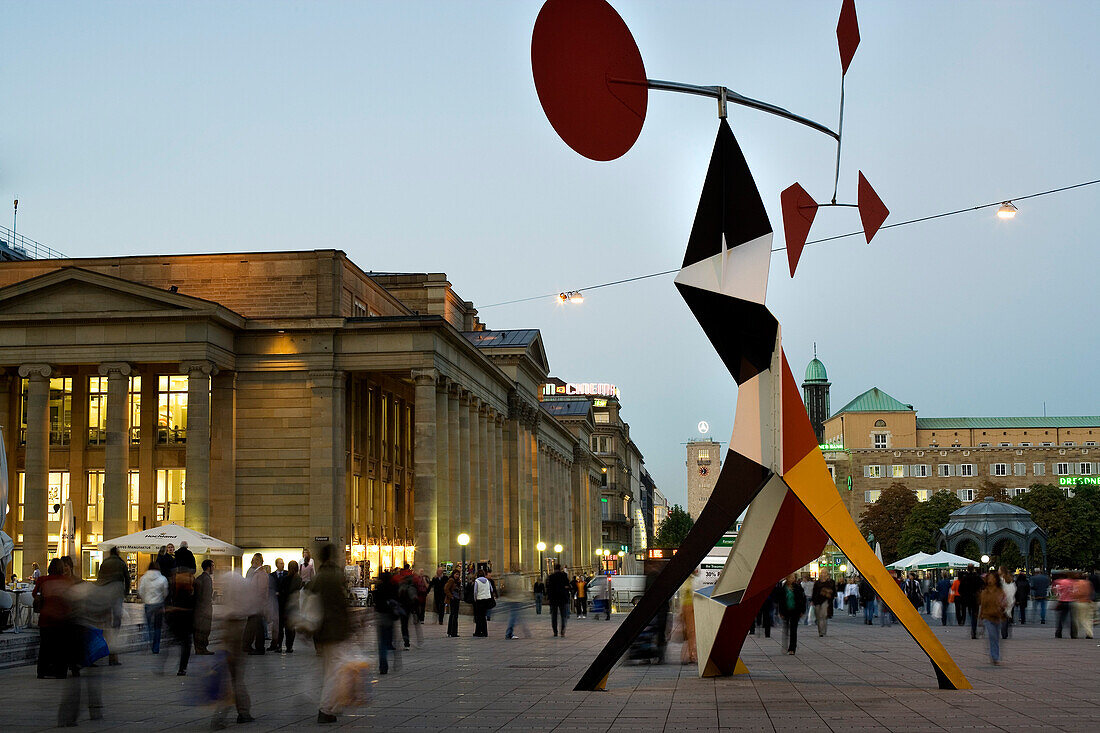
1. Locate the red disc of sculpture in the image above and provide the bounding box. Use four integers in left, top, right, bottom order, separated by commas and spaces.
531, 0, 648, 161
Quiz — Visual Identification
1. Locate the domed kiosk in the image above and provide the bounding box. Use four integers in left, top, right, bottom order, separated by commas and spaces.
933, 497, 1047, 569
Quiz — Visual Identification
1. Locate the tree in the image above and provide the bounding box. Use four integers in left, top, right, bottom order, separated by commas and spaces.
654, 504, 694, 548
859, 483, 919, 563
896, 489, 962, 557
1013, 484, 1072, 569
975, 479, 1008, 502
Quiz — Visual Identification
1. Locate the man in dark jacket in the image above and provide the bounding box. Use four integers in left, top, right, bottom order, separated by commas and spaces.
546, 564, 571, 637
314, 545, 350, 724
958, 567, 983, 639
1030, 570, 1050, 624
1014, 572, 1031, 624
373, 570, 399, 672
428, 567, 447, 625
936, 575, 953, 627
96, 546, 130, 665
776, 574, 807, 655
174, 541, 197, 575
194, 559, 215, 654
858, 577, 875, 625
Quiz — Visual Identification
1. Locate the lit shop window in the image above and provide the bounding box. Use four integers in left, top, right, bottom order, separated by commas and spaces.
129, 471, 140, 522
156, 469, 186, 522
89, 377, 108, 445
21, 378, 74, 446
157, 376, 188, 444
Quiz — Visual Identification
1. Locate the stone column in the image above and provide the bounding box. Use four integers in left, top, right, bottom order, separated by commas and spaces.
447, 384, 461, 562
469, 397, 482, 561
181, 361, 216, 534
209, 371, 237, 544
457, 391, 471, 544
309, 369, 348, 550
99, 362, 132, 542
478, 406, 491, 565
18, 364, 52, 578
411, 368, 438, 570
434, 378, 450, 569
502, 413, 519, 571
494, 416, 506, 571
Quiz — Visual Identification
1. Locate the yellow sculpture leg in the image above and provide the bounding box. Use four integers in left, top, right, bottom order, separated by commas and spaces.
734, 658, 749, 675
784, 451, 971, 691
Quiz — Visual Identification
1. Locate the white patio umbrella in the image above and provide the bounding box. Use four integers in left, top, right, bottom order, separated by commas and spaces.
57, 499, 76, 558
913, 550, 977, 570
98, 523, 242, 556
0, 427, 12, 578
886, 551, 931, 570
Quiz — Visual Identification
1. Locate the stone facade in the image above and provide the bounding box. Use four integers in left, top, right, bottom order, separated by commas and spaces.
0, 250, 601, 580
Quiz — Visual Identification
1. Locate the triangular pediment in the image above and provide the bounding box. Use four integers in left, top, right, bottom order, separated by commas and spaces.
0, 267, 242, 323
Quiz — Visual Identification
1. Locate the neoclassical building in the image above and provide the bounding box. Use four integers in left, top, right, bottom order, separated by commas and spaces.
0, 251, 604, 580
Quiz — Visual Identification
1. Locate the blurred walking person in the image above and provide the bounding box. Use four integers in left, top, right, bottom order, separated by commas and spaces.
546, 563, 570, 637
1073, 572, 1094, 639
679, 574, 697, 664
243, 557, 268, 655
959, 567, 982, 639
57, 577, 107, 725
503, 574, 531, 639
315, 544, 351, 723
811, 570, 835, 636
194, 559, 215, 654
1030, 569, 1050, 624
138, 561, 168, 655
979, 572, 1007, 664
858, 576, 875, 625
164, 567, 196, 676
999, 568, 1015, 639
95, 546, 129, 665
1053, 571, 1076, 638
35, 558, 72, 678
532, 577, 545, 615
279, 560, 303, 653
428, 567, 447, 625
777, 574, 807, 655
212, 570, 254, 729
444, 570, 461, 637
844, 577, 859, 616
373, 570, 398, 674
936, 574, 952, 627
1014, 571, 1030, 624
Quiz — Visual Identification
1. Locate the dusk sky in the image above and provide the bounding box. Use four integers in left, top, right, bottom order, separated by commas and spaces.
4, 2, 1098, 507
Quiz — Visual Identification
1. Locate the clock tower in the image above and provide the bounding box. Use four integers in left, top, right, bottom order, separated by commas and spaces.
686, 438, 722, 520
802, 345, 831, 444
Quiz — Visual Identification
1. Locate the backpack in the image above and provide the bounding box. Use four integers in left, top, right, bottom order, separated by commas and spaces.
399, 580, 418, 607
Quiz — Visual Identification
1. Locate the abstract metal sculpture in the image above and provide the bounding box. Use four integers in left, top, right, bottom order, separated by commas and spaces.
531, 0, 972, 692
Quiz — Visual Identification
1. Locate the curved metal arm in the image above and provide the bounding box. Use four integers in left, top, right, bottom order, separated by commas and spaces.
609, 76, 838, 141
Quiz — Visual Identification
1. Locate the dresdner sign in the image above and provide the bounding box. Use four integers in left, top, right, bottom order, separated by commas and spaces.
543, 382, 620, 398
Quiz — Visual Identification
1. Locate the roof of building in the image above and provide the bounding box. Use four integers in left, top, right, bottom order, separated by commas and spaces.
463, 329, 540, 348
831, 387, 913, 416
938, 497, 1044, 540
804, 357, 828, 383
542, 399, 592, 418
916, 416, 1100, 430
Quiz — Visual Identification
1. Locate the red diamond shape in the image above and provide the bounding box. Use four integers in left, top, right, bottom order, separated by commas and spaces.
780, 183, 818, 277
857, 171, 888, 243
837, 0, 860, 75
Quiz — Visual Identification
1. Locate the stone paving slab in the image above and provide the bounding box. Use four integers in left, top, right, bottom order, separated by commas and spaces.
0, 609, 1097, 731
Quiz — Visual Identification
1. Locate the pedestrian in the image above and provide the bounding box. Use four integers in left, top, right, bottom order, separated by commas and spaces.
800, 575, 814, 626
858, 576, 875, 625
211, 569, 254, 729
280, 560, 303, 653
138, 560, 168, 655
979, 571, 1007, 664
95, 546, 129, 666
1030, 568, 1050, 624
31, 561, 41, 581
174, 540, 196, 575
373, 569, 398, 675
750, 588, 774, 637
396, 569, 421, 648
314, 544, 351, 724
1013, 571, 1030, 624
158, 544, 177, 596
936, 573, 952, 627
679, 573, 697, 664
472, 569, 493, 637
193, 559, 215, 654
164, 567, 195, 676
1073, 572, 1094, 639
546, 563, 571, 637
921, 573, 934, 615
844, 577, 859, 616
532, 577, 545, 615
57, 576, 107, 726
903, 573, 922, 611
428, 567, 447, 625
485, 569, 499, 621
416, 569, 429, 623
574, 575, 588, 618
299, 548, 316, 584
243, 555, 267, 655
503, 574, 531, 639
777, 574, 807, 655
267, 558, 288, 652
599, 575, 611, 620
1090, 568, 1100, 623
1053, 571, 1076, 638
811, 569, 835, 636
951, 574, 964, 625
34, 558, 72, 678
999, 567, 1015, 640
444, 570, 461, 637
958, 566, 982, 639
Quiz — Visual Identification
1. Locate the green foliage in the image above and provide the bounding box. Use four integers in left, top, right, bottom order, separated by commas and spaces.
992, 541, 1024, 572
975, 479, 1008, 502
654, 504, 694, 548
1011, 483, 1100, 569
859, 482, 919, 563
896, 489, 962, 557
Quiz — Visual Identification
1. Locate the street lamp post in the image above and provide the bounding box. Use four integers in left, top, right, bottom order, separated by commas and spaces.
595, 548, 604, 574
554, 543, 564, 573
458, 533, 470, 594
537, 541, 546, 583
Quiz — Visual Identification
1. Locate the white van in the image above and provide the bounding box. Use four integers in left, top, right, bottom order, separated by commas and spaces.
586, 574, 648, 608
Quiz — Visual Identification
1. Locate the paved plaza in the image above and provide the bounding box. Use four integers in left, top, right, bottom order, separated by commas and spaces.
1, 608, 1099, 732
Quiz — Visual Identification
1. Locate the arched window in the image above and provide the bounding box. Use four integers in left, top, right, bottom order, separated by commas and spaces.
874, 419, 886, 427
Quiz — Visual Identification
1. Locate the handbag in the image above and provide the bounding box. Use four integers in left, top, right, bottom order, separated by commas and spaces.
83, 627, 110, 667
931, 600, 943, 619
291, 589, 323, 634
